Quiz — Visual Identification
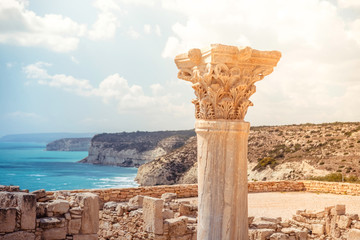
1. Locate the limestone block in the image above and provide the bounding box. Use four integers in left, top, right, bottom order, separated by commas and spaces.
39, 217, 65, 229
0, 208, 16, 232
77, 193, 99, 234
162, 209, 174, 219
42, 227, 67, 240
249, 229, 275, 240
128, 195, 144, 209
161, 193, 177, 203
31, 189, 46, 200
338, 215, 352, 229
18, 193, 36, 230
164, 217, 188, 236
36, 202, 47, 217
348, 229, 360, 240
311, 223, 324, 236
69, 207, 82, 215
116, 204, 124, 216
68, 219, 82, 234
143, 196, 164, 234
353, 221, 360, 229
103, 201, 118, 211
331, 205, 345, 215
260, 217, 282, 224
0, 192, 36, 230
73, 234, 98, 240
47, 199, 70, 215
179, 204, 197, 217
2, 231, 35, 240
269, 233, 288, 240
252, 220, 277, 229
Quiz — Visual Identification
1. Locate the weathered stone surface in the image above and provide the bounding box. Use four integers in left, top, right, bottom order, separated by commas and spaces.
179, 203, 197, 217
0, 208, 16, 232
164, 217, 188, 236
73, 234, 98, 240
143, 196, 164, 234
36, 202, 47, 217
338, 215, 351, 229
103, 201, 118, 211
42, 227, 67, 240
252, 220, 277, 229
68, 219, 82, 234
312, 223, 324, 236
47, 199, 69, 215
18, 193, 36, 230
39, 217, 65, 229
249, 229, 275, 240
77, 193, 99, 234
0, 192, 36, 230
2, 231, 35, 240
31, 189, 46, 200
128, 195, 144, 209
162, 209, 174, 219
331, 204, 345, 215
269, 232, 288, 240
70, 206, 82, 215
161, 193, 177, 203
348, 229, 360, 240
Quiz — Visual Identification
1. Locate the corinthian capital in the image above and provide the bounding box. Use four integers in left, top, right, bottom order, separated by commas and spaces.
174, 44, 281, 120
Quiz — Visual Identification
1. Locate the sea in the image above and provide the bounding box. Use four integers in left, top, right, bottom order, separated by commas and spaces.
0, 142, 138, 192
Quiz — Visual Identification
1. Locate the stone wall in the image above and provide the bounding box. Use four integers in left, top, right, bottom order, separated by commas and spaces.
46, 181, 307, 204
302, 180, 360, 195
48, 184, 199, 204
0, 189, 99, 240
248, 181, 305, 193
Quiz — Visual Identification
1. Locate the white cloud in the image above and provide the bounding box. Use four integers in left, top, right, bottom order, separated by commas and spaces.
5, 111, 43, 120
338, 0, 360, 8
155, 24, 161, 36
127, 26, 140, 39
347, 19, 360, 46
70, 56, 79, 64
161, 0, 360, 125
23, 62, 193, 117
6, 62, 13, 68
144, 24, 151, 34
88, 0, 122, 40
0, 0, 86, 52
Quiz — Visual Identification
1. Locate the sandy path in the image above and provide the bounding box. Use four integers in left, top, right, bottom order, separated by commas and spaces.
249, 192, 360, 219
181, 192, 360, 220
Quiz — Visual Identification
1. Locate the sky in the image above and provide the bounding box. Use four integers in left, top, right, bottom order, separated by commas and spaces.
0, 0, 360, 136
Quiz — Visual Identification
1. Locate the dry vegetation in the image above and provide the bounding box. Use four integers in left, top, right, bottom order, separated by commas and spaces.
249, 122, 360, 178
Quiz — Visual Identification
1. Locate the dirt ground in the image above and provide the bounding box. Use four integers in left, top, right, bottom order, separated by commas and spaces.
181, 192, 360, 220
249, 192, 360, 219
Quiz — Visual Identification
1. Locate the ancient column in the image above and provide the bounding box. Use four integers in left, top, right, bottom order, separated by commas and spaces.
174, 44, 281, 240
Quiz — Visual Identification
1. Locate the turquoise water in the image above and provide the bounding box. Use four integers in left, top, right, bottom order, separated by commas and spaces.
0, 142, 138, 191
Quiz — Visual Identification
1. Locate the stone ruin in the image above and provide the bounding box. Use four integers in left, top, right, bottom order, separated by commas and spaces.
99, 192, 360, 240
2, 184, 360, 239
0, 186, 99, 240
99, 193, 197, 240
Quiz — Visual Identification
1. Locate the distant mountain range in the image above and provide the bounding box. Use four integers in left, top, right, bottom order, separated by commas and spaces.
0, 133, 96, 143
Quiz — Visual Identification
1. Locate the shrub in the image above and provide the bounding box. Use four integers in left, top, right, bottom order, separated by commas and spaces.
319, 161, 325, 165
253, 157, 277, 171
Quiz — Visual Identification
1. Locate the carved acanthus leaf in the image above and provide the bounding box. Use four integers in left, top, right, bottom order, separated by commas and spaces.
175, 44, 281, 120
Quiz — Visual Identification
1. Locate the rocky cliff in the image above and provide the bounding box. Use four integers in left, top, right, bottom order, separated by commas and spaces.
79, 130, 195, 167
46, 138, 91, 151
136, 122, 360, 186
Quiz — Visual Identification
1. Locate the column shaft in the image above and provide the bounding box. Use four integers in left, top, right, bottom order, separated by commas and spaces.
195, 120, 250, 240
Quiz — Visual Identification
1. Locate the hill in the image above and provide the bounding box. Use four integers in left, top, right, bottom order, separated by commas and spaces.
135, 122, 360, 185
